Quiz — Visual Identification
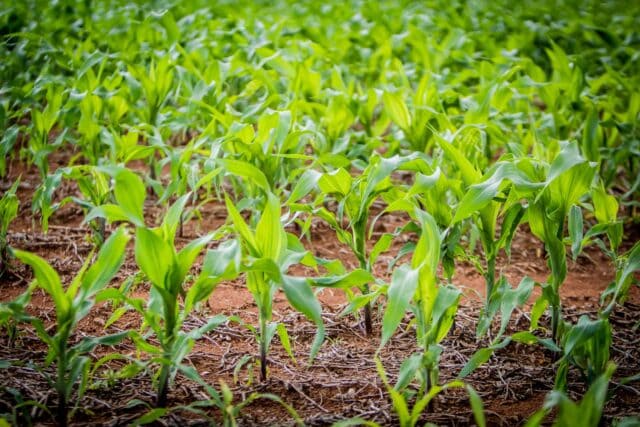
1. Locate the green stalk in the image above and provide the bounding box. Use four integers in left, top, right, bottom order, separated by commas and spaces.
96, 217, 106, 245
358, 255, 372, 336
259, 310, 268, 382
258, 273, 270, 382
157, 297, 177, 407
55, 326, 71, 427
355, 219, 372, 336
56, 347, 68, 427
551, 302, 562, 345
550, 221, 566, 344
485, 254, 496, 306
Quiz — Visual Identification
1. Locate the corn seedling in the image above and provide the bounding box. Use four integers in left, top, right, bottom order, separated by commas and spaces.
381, 209, 461, 394
309, 154, 424, 335
526, 363, 616, 427
11, 227, 130, 426
225, 190, 324, 381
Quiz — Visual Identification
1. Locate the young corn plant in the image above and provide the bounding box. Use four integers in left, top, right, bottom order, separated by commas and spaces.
436, 132, 531, 337
526, 143, 597, 343
554, 316, 612, 391
83, 167, 234, 407
0, 179, 19, 277
526, 363, 616, 427
441, 141, 597, 343
24, 86, 67, 179
381, 209, 461, 396
10, 227, 130, 427
601, 242, 640, 318
382, 76, 446, 153
225, 190, 324, 382
368, 360, 486, 427
308, 154, 421, 335
127, 57, 174, 128
47, 166, 112, 245
128, 220, 235, 408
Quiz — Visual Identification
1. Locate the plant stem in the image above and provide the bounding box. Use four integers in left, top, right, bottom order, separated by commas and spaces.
358, 256, 373, 336
156, 362, 170, 408
97, 217, 106, 244
157, 298, 176, 407
56, 348, 68, 427
259, 313, 268, 382
57, 394, 67, 427
485, 254, 496, 306
363, 285, 373, 336
551, 302, 562, 345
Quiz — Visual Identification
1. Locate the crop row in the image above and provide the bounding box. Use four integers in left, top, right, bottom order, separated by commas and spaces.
1, 0, 639, 426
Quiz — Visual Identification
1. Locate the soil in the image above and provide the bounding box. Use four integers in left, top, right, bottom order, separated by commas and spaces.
1, 155, 639, 426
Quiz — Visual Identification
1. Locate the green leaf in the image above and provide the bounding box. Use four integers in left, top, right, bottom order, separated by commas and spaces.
224, 193, 258, 255
175, 233, 214, 286
381, 265, 418, 347
85, 204, 135, 225
568, 205, 583, 261
132, 408, 168, 426
134, 227, 174, 289
310, 269, 375, 289
394, 352, 422, 390
430, 284, 461, 343
114, 169, 146, 225
581, 107, 601, 162
370, 233, 394, 266
382, 92, 411, 131
222, 159, 271, 192
318, 168, 352, 197
466, 384, 487, 427
459, 338, 510, 378
277, 323, 296, 364
14, 250, 69, 318
287, 169, 321, 204
256, 193, 286, 260
281, 275, 324, 360
592, 184, 618, 225
161, 194, 190, 241
81, 227, 130, 296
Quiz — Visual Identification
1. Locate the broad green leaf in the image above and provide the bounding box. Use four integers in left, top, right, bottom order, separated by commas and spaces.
310, 269, 375, 289
256, 193, 286, 260
381, 265, 419, 347
14, 250, 69, 318
382, 92, 411, 131
161, 194, 190, 241
114, 169, 146, 225
318, 168, 352, 197
85, 204, 138, 226
81, 227, 130, 296
222, 159, 271, 192
134, 227, 174, 289
225, 193, 258, 255
175, 233, 214, 286
434, 132, 481, 186
430, 284, 461, 343
459, 338, 511, 378
581, 107, 601, 162
277, 323, 296, 364
370, 233, 394, 266
281, 275, 324, 360
592, 184, 618, 225
568, 205, 583, 260
287, 169, 321, 204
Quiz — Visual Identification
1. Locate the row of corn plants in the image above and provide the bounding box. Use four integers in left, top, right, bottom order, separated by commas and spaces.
1, 0, 639, 425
